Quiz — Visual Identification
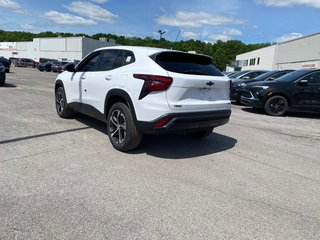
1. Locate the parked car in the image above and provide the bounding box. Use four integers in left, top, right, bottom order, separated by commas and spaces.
241, 69, 320, 116
52, 61, 69, 73
37, 61, 59, 72
55, 46, 232, 151
229, 70, 268, 80
0, 63, 5, 86
16, 58, 36, 68
0, 57, 10, 73
230, 70, 294, 103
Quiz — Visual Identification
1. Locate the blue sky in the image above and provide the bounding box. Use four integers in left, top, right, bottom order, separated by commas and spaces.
0, 0, 320, 44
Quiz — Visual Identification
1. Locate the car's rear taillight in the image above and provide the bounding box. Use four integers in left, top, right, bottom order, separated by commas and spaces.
133, 74, 173, 99
154, 117, 172, 128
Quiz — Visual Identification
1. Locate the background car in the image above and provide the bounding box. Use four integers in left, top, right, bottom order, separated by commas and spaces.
55, 46, 231, 151
229, 70, 268, 80
16, 58, 36, 68
52, 61, 69, 73
241, 69, 320, 116
37, 61, 60, 72
230, 70, 294, 103
0, 63, 6, 86
0, 57, 10, 73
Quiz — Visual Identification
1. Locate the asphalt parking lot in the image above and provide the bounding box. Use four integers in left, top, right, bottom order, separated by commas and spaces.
1, 67, 320, 240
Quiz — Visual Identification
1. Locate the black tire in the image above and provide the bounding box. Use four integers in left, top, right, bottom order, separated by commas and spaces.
187, 127, 214, 139
264, 95, 288, 116
0, 79, 4, 87
55, 86, 74, 118
107, 102, 142, 152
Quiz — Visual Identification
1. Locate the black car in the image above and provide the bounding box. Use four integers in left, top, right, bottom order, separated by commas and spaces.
0, 57, 10, 73
0, 63, 6, 86
230, 70, 293, 103
37, 61, 59, 72
241, 69, 320, 116
52, 61, 69, 73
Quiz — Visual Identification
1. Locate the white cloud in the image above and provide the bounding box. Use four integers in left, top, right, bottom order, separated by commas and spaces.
0, 0, 28, 14
43, 11, 96, 26
181, 31, 200, 39
255, 0, 320, 8
0, 0, 21, 10
275, 33, 303, 43
209, 34, 231, 42
157, 11, 244, 28
223, 28, 243, 36
90, 0, 107, 3
64, 1, 118, 23
21, 24, 33, 30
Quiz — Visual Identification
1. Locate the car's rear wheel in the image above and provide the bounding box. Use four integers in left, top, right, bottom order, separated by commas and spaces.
264, 95, 288, 116
187, 127, 214, 138
107, 102, 142, 152
55, 86, 74, 118
0, 79, 5, 87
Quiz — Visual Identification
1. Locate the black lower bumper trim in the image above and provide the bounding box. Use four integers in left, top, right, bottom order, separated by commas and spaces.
136, 109, 231, 134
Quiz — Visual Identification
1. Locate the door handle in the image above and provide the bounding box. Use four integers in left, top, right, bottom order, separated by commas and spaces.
105, 75, 112, 81
81, 76, 86, 80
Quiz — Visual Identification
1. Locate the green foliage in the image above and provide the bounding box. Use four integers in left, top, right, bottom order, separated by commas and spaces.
0, 29, 271, 70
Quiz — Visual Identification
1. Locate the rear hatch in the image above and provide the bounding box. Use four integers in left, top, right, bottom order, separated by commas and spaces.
151, 51, 230, 111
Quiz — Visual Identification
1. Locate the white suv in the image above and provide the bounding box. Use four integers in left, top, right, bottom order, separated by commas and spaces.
55, 46, 231, 151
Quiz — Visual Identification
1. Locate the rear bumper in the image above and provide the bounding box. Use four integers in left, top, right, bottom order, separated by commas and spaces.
135, 109, 231, 134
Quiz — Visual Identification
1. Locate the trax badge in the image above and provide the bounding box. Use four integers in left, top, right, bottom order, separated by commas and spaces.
206, 81, 214, 86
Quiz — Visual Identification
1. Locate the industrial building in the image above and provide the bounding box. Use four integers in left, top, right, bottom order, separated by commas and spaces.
231, 32, 320, 71
0, 37, 117, 62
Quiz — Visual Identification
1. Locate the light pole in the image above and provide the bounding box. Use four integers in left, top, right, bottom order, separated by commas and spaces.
158, 30, 166, 40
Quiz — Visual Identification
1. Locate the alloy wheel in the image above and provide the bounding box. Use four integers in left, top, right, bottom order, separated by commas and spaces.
56, 90, 64, 114
109, 109, 127, 144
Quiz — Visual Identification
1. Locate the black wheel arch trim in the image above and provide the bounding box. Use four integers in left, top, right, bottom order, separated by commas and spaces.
105, 89, 137, 122
55, 79, 65, 91
264, 91, 292, 106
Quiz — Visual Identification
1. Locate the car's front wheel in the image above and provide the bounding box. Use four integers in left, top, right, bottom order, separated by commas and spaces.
55, 86, 74, 118
107, 102, 142, 152
264, 95, 288, 116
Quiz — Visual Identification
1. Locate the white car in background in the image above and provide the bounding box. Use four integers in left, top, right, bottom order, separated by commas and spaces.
55, 46, 231, 151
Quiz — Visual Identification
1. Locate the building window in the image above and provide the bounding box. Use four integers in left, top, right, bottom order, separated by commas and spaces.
249, 58, 256, 66
257, 57, 260, 65
243, 60, 248, 67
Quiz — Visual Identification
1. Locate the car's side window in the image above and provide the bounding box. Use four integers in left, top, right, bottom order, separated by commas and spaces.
122, 50, 135, 66
96, 50, 122, 71
96, 50, 136, 71
77, 52, 101, 72
303, 72, 320, 84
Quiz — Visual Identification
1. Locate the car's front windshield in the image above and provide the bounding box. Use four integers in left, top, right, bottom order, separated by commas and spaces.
275, 70, 311, 82
229, 71, 250, 78
252, 71, 277, 81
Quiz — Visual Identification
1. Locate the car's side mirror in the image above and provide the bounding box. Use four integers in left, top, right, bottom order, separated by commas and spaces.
65, 63, 76, 72
267, 77, 275, 81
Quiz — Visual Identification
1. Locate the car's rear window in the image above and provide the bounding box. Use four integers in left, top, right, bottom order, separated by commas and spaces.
151, 52, 224, 76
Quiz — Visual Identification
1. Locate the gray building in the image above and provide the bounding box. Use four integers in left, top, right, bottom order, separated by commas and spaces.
0, 37, 117, 62
232, 32, 320, 71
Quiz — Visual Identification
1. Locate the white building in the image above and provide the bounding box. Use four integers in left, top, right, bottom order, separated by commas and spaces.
233, 32, 320, 71
0, 37, 117, 62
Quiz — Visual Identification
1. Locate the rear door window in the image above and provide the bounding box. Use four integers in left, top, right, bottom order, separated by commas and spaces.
96, 50, 135, 71
151, 52, 223, 76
